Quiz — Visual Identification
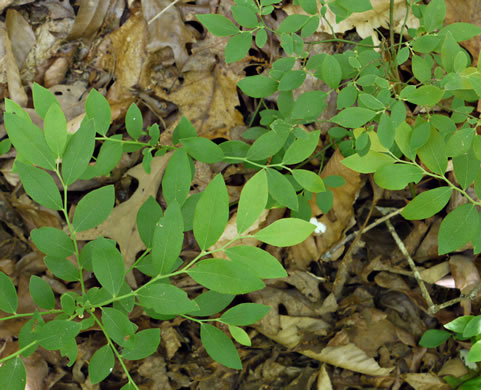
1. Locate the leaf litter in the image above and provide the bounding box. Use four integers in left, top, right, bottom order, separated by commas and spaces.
0, 0, 480, 389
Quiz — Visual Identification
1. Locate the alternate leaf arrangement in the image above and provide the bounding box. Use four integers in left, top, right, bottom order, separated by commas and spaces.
1, 0, 481, 388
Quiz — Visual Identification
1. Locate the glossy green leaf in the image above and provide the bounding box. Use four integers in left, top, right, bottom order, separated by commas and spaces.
44, 256, 80, 282
255, 218, 315, 247
374, 164, 423, 190
4, 113, 56, 170
201, 323, 242, 369
31, 227, 74, 258
73, 185, 115, 232
266, 168, 298, 211
225, 245, 287, 279
225, 32, 252, 63
238, 75, 278, 98
44, 103, 68, 158
162, 149, 192, 207
0, 271, 17, 314
331, 107, 377, 128
438, 203, 480, 255
229, 325, 251, 346
61, 118, 96, 185
125, 103, 143, 140
137, 283, 198, 314
0, 358, 26, 390
237, 170, 268, 233
32, 83, 59, 119
189, 291, 235, 317
15, 161, 63, 210
419, 329, 451, 348
85, 89, 111, 135
152, 202, 184, 274
196, 14, 239, 36
136, 196, 163, 248
193, 174, 229, 250
292, 169, 325, 192
220, 303, 270, 326
282, 130, 320, 165
463, 316, 481, 338
102, 307, 137, 346
89, 345, 114, 384
38, 320, 81, 350
172, 116, 197, 144
29, 275, 55, 310
401, 187, 452, 220
121, 328, 160, 360
187, 258, 264, 294
468, 340, 481, 363
92, 240, 125, 297
181, 137, 224, 163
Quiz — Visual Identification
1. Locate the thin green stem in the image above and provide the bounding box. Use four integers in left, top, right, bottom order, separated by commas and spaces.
0, 309, 63, 321
91, 312, 139, 390
248, 99, 264, 128
0, 341, 37, 364
126, 249, 151, 274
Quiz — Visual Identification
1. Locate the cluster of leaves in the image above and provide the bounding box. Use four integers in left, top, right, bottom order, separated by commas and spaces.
0, 83, 320, 388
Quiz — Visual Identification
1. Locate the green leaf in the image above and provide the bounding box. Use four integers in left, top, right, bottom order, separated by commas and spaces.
316, 190, 333, 213
89, 345, 114, 384
152, 202, 184, 275
32, 83, 59, 119
237, 170, 268, 233
4, 113, 56, 170
225, 245, 287, 278
292, 169, 325, 192
201, 323, 242, 369
92, 240, 125, 297
279, 70, 306, 91
29, 275, 55, 310
337, 84, 358, 109
61, 293, 76, 316
101, 307, 137, 346
246, 120, 291, 160
85, 89, 111, 135
15, 161, 63, 210
276, 14, 309, 33
301, 15, 320, 38
229, 325, 251, 346
319, 55, 342, 89
238, 75, 278, 98
266, 168, 298, 211
181, 193, 201, 232
225, 32, 252, 63
121, 328, 160, 360
38, 320, 81, 350
401, 187, 453, 220
438, 203, 480, 255
282, 130, 320, 165
189, 291, 235, 317
468, 340, 481, 363
358, 93, 384, 111
419, 329, 451, 348
401, 85, 444, 106
291, 91, 327, 121
232, 5, 258, 27
44, 103, 68, 158
44, 256, 80, 281
220, 303, 270, 326
0, 358, 26, 390
299, 0, 317, 14
444, 315, 474, 333
396, 46, 410, 65
137, 283, 198, 314
196, 14, 239, 36
439, 23, 481, 42
423, 0, 446, 33
125, 103, 143, 140
341, 150, 395, 173
377, 112, 395, 149
73, 185, 115, 232
255, 218, 315, 247
80, 135, 123, 179
412, 35, 440, 53
463, 316, 481, 338
172, 116, 197, 144
453, 150, 479, 190
417, 128, 448, 175
374, 164, 423, 190
181, 137, 224, 163
410, 122, 432, 151
162, 149, 192, 207
5, 98, 31, 122
31, 227, 74, 258
255, 28, 268, 48
0, 271, 17, 314
61, 118, 96, 185
193, 174, 229, 250
136, 196, 163, 247
412, 54, 432, 83
187, 258, 264, 294
331, 107, 377, 128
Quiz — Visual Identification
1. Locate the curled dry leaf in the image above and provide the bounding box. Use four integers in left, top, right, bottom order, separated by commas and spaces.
68, 0, 110, 40
5, 8, 35, 68
403, 373, 450, 390
449, 255, 480, 295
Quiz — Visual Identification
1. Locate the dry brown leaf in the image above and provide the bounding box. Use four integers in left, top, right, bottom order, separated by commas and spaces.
317, 364, 333, 390
403, 373, 450, 390
303, 343, 392, 376
68, 0, 110, 40
5, 8, 35, 68
75, 154, 171, 286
